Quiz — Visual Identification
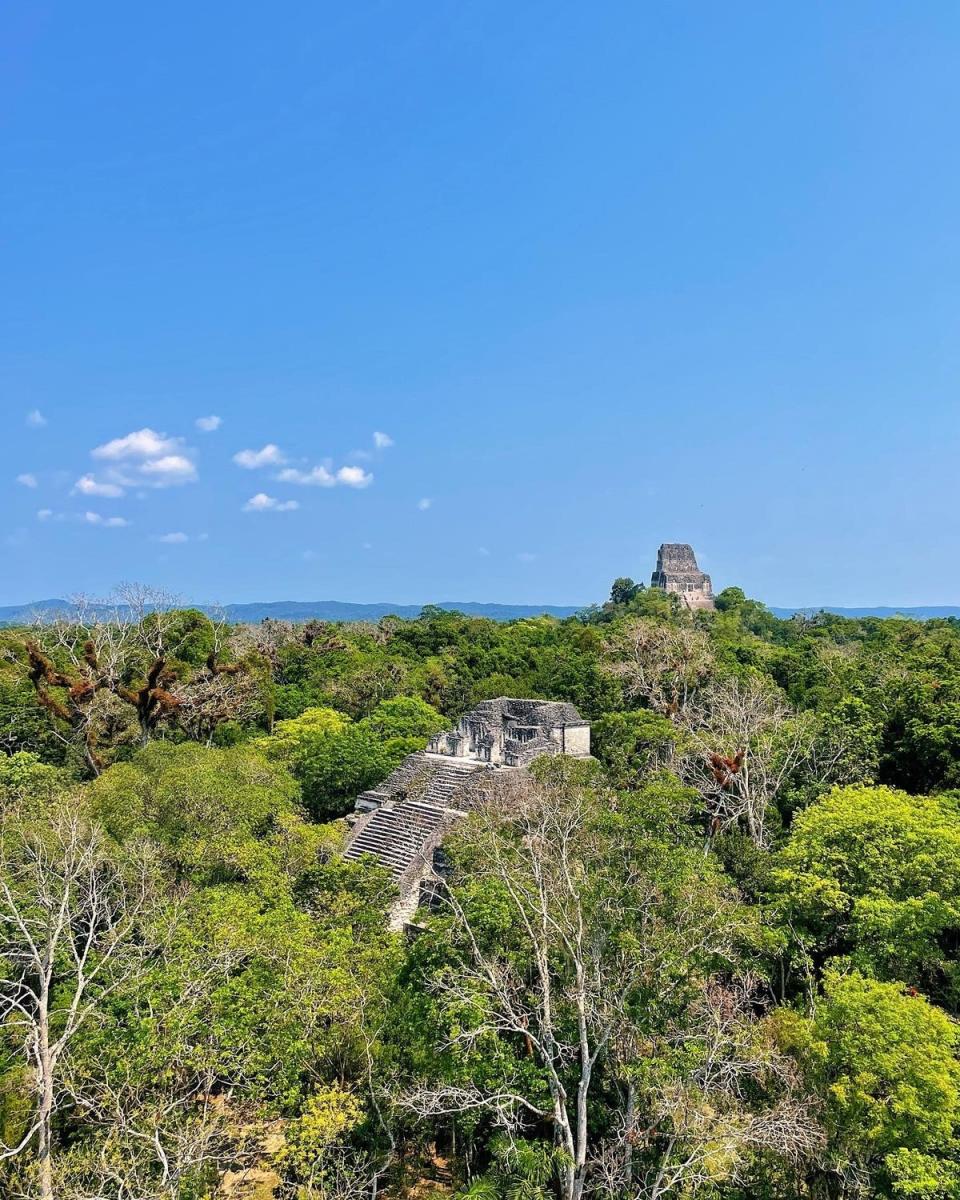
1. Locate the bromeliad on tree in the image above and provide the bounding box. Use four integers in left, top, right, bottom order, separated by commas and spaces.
22, 591, 253, 771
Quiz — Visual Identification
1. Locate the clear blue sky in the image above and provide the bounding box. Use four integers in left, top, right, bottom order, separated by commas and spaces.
3, 3, 959, 607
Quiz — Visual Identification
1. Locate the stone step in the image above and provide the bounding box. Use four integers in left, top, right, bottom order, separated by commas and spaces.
344, 800, 449, 877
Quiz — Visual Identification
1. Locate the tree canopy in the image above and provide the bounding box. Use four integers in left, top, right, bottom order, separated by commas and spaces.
3, 590, 960, 1198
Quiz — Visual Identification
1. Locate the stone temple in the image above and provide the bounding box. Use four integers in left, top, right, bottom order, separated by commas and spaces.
343, 698, 591, 926
650, 543, 715, 611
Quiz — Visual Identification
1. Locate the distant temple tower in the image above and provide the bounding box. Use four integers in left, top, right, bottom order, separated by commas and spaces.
651, 544, 715, 611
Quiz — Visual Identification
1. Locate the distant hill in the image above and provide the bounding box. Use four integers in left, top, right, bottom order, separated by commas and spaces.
0, 598, 585, 626
4, 598, 960, 627
770, 606, 960, 620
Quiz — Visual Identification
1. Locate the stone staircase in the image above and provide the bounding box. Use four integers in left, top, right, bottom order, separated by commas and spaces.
343, 800, 450, 878
355, 753, 487, 817
420, 757, 486, 809
354, 752, 433, 813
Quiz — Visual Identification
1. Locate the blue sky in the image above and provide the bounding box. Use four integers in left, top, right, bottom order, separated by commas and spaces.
3, 3, 960, 607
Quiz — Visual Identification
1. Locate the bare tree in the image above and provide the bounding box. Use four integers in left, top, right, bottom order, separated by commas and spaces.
23, 590, 179, 769
0, 803, 156, 1200
678, 675, 817, 847
603, 618, 714, 717
238, 618, 296, 664
23, 589, 251, 769
24, 594, 140, 773
170, 619, 259, 744
48, 887, 394, 1199
55, 1059, 262, 1200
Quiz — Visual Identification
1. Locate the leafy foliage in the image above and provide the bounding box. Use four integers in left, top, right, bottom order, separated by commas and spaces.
777, 785, 960, 1000
3, 591, 960, 1197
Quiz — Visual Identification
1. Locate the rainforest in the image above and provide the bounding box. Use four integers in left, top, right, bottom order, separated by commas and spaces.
1, 582, 960, 1200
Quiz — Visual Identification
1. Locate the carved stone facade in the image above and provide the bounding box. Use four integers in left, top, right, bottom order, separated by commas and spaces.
426, 697, 591, 765
651, 543, 715, 611
343, 698, 591, 926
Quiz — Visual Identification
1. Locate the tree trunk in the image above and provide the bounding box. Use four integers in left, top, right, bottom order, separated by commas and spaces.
37, 989, 54, 1200
561, 1160, 576, 1200
624, 1078, 636, 1191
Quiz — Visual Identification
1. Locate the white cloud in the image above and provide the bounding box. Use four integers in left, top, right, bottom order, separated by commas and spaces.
478, 546, 491, 556
26, 409, 47, 428
278, 465, 336, 487
157, 531, 189, 543
36, 508, 129, 527
139, 454, 197, 484
92, 428, 180, 461
517, 551, 537, 563
195, 415, 222, 432
373, 431, 393, 449
243, 493, 299, 512
74, 473, 124, 498
277, 463, 372, 488
16, 473, 37, 488
233, 444, 286, 469
336, 465, 373, 488
84, 512, 130, 528
417, 497, 432, 511
89, 428, 197, 488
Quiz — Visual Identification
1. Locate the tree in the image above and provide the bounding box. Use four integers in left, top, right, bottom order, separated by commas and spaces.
46, 738, 398, 1198
291, 725, 402, 822
400, 764, 819, 1200
715, 587, 747, 613
609, 578, 641, 607
602, 618, 714, 717
0, 799, 155, 1199
266, 705, 349, 760
83, 741, 316, 888
590, 710, 681, 789
57, 879, 396, 1199
23, 589, 253, 773
267, 698, 446, 822
0, 754, 62, 810
0, 639, 64, 764
776, 785, 960, 1000
358, 696, 447, 741
679, 674, 817, 847
778, 972, 960, 1199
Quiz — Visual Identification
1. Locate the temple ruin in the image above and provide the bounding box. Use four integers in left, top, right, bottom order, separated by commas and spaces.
343, 698, 591, 926
650, 543, 715, 611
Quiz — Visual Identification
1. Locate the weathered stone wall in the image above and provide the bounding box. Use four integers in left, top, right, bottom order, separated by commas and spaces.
650, 543, 715, 611
427, 698, 591, 764
554, 723, 591, 756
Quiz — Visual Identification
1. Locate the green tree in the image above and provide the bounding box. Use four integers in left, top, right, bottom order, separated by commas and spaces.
85, 740, 321, 888
0, 752, 63, 809
777, 785, 960, 1001
591, 709, 680, 788
267, 698, 445, 822
779, 972, 960, 1199
291, 725, 417, 822
358, 696, 447, 741
609, 577, 641, 607
267, 705, 349, 759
